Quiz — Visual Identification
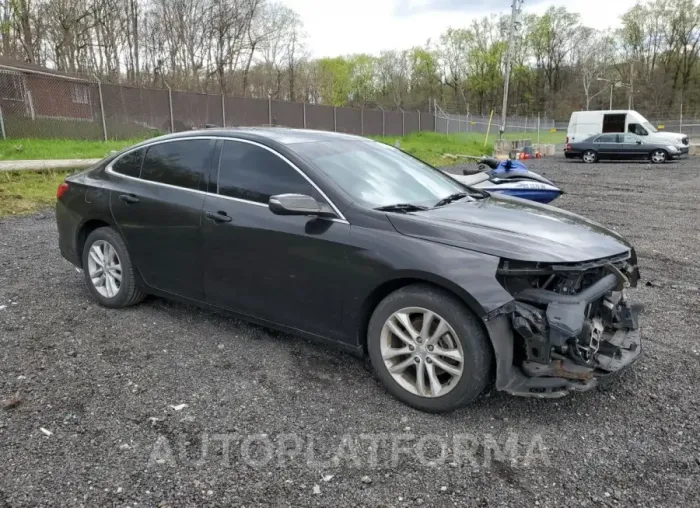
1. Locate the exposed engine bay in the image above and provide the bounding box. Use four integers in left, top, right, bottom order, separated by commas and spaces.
495, 251, 643, 397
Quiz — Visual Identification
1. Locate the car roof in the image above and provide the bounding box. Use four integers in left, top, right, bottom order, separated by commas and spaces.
145, 127, 364, 146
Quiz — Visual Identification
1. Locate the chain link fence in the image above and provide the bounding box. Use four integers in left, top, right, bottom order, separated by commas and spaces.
435, 106, 556, 139
0, 68, 445, 141
6, 67, 700, 142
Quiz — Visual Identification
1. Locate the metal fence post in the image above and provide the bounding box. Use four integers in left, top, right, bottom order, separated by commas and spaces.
268, 93, 272, 126
537, 113, 541, 144
400, 108, 405, 137
361, 107, 364, 135
92, 74, 107, 141
417, 110, 421, 132
165, 82, 174, 133
680, 102, 683, 133
221, 94, 226, 127
0, 104, 6, 140
333, 106, 337, 132
27, 90, 35, 120
380, 107, 385, 136
303, 102, 307, 129
433, 99, 437, 132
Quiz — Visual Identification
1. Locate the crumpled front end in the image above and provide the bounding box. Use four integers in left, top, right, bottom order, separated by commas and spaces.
491, 250, 643, 398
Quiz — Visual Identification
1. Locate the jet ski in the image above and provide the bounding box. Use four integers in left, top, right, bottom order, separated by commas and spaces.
446, 157, 563, 204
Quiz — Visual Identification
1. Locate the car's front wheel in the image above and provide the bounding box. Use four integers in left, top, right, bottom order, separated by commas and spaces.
367, 284, 493, 413
582, 150, 597, 163
650, 149, 667, 163
81, 227, 145, 308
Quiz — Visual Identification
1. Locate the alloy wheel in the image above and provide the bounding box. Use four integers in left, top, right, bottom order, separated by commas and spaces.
379, 307, 464, 398
583, 151, 596, 163
87, 240, 122, 298
651, 150, 666, 163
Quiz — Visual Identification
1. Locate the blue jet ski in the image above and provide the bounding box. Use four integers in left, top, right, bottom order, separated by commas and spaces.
447, 157, 563, 204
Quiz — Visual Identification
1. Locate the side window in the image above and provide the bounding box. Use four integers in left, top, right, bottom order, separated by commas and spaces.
628, 123, 648, 136
217, 141, 323, 204
623, 134, 640, 143
141, 139, 212, 190
595, 134, 618, 143
112, 148, 145, 178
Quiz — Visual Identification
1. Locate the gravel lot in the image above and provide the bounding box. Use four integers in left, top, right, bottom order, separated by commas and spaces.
1, 157, 699, 508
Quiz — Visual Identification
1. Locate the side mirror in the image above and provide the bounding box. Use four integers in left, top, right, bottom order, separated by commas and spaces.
269, 194, 332, 217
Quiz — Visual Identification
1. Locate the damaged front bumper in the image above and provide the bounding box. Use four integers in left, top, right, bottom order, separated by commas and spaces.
487, 251, 643, 398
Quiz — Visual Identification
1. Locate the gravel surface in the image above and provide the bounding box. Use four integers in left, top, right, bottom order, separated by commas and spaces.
1, 157, 699, 507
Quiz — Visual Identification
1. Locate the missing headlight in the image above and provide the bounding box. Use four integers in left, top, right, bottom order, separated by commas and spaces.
498, 253, 642, 374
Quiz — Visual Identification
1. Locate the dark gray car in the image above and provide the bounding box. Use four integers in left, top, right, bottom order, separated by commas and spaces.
56, 128, 643, 413
565, 133, 687, 163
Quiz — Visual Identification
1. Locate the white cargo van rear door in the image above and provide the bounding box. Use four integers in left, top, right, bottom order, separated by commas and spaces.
568, 111, 603, 143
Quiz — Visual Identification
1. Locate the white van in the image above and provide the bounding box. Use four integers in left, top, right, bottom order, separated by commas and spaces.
567, 110, 688, 148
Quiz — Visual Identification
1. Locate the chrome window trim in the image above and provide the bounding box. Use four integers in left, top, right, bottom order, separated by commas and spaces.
105, 135, 349, 224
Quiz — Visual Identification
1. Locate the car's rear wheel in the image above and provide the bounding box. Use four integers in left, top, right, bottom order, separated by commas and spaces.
367, 284, 493, 413
82, 227, 145, 308
582, 150, 597, 163
650, 149, 667, 163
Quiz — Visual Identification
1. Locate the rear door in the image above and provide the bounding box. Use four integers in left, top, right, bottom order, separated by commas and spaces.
200, 139, 353, 339
593, 134, 620, 159
109, 138, 215, 299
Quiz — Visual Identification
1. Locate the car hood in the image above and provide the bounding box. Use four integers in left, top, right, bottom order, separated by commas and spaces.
386, 194, 632, 263
652, 131, 687, 142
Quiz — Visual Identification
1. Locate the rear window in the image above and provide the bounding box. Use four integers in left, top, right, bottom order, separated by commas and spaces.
141, 140, 212, 190
112, 148, 145, 178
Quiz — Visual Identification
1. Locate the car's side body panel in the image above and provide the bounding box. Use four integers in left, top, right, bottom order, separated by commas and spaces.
108, 177, 207, 300
57, 167, 113, 267
339, 221, 510, 326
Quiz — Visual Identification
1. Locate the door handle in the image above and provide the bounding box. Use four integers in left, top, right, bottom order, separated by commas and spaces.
205, 211, 233, 223
119, 194, 139, 204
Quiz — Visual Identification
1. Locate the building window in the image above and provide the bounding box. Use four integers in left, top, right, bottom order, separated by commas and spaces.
71, 84, 89, 104
0, 72, 26, 101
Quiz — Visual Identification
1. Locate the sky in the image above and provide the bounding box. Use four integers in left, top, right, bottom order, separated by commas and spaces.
278, 0, 638, 58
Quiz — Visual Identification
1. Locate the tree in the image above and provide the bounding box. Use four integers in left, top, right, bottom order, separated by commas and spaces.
576, 30, 614, 110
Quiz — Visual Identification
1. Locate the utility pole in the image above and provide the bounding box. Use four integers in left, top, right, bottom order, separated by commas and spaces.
628, 61, 634, 110
500, 0, 523, 138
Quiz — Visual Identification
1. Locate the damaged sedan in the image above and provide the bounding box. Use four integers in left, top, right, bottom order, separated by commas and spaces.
55, 128, 642, 413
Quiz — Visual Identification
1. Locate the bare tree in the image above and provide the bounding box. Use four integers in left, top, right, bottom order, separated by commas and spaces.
577, 30, 613, 110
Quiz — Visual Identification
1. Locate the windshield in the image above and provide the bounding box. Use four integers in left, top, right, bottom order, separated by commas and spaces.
294, 140, 466, 208
642, 121, 658, 133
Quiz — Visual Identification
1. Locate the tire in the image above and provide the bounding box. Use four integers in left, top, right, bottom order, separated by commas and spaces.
650, 149, 667, 163
81, 227, 146, 308
367, 284, 493, 413
582, 150, 597, 164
